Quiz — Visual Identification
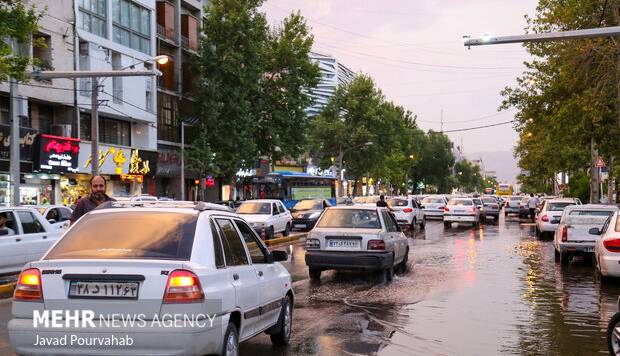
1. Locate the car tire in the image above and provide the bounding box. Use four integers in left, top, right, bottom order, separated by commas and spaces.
420, 218, 426, 230
607, 312, 620, 355
220, 322, 239, 356
443, 221, 451, 228
309, 268, 321, 281
283, 223, 290, 237
535, 226, 541, 238
267, 226, 275, 240
383, 265, 394, 282
411, 218, 417, 230
554, 249, 561, 262
270, 295, 293, 346
397, 248, 409, 273
560, 251, 569, 265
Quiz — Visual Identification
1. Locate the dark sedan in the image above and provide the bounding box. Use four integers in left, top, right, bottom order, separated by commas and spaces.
290, 199, 332, 231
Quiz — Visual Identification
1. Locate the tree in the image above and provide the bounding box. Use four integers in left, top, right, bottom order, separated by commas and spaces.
413, 131, 455, 193
0, 0, 41, 81
454, 160, 485, 193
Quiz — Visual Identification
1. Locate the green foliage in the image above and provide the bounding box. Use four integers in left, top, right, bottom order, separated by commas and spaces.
411, 131, 455, 193
454, 160, 486, 193
0, 0, 42, 81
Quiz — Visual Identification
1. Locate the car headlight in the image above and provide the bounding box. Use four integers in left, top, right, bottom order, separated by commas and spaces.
306, 238, 320, 249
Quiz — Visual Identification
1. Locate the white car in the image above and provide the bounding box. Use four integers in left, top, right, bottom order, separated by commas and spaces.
236, 199, 292, 239
8, 201, 293, 355
0, 207, 64, 275
305, 206, 409, 282
420, 195, 448, 219
443, 198, 481, 227
593, 210, 620, 281
33, 205, 73, 230
388, 196, 425, 229
554, 204, 617, 264
536, 198, 580, 237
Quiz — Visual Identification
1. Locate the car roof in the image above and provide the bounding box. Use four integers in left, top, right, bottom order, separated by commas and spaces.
241, 199, 281, 203
564, 204, 616, 211
547, 198, 578, 203
326, 206, 383, 211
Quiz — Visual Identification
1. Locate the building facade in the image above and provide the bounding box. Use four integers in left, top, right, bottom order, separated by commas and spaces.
306, 52, 355, 117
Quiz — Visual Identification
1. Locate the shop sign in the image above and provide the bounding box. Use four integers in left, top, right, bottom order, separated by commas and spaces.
206, 176, 215, 188
0, 124, 38, 161
78, 143, 130, 175
156, 148, 181, 176
120, 174, 143, 183
35, 134, 80, 173
129, 149, 157, 177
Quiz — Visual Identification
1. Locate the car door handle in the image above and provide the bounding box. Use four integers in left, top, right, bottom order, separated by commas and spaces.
42, 236, 47, 239
232, 273, 239, 281
15, 238, 21, 242
257, 270, 263, 277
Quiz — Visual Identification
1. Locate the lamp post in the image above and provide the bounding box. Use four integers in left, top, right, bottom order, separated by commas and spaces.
337, 141, 373, 197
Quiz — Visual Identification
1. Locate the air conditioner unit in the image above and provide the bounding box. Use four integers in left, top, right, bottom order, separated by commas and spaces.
51, 124, 72, 137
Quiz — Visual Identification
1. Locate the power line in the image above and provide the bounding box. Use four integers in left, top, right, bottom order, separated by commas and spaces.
100, 89, 151, 114
418, 111, 512, 124
442, 120, 516, 133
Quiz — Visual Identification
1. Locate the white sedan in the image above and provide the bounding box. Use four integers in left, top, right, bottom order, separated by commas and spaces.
593, 210, 620, 282
33, 205, 73, 230
443, 198, 481, 227
388, 196, 425, 230
236, 199, 292, 239
9, 201, 293, 355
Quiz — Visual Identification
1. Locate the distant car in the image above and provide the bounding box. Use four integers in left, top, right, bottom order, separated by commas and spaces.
420, 196, 448, 219
388, 196, 425, 230
336, 197, 353, 206
554, 204, 617, 264
305, 206, 409, 282
290, 199, 331, 231
504, 196, 523, 216
471, 198, 487, 222
236, 199, 292, 239
443, 198, 481, 228
33, 205, 72, 230
518, 197, 531, 219
536, 198, 580, 237
130, 194, 158, 202
0, 207, 64, 275
593, 210, 620, 281
8, 201, 293, 355
480, 197, 500, 222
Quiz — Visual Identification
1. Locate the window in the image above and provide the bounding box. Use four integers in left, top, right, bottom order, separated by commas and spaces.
111, 52, 123, 103
16, 211, 45, 234
157, 93, 179, 142
0, 212, 17, 235
45, 209, 59, 222
216, 218, 248, 266
80, 113, 131, 146
112, 0, 151, 54
79, 0, 107, 38
58, 208, 73, 221
210, 220, 225, 268
235, 220, 267, 264
382, 211, 399, 232
35, 104, 53, 135
237, 202, 271, 215
278, 202, 287, 213
316, 209, 381, 229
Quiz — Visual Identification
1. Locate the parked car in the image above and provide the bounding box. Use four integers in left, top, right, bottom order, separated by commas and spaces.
290, 199, 332, 231
8, 201, 293, 355
593, 210, 620, 281
536, 198, 580, 237
518, 197, 531, 219
443, 198, 481, 228
554, 204, 617, 264
504, 196, 523, 216
471, 197, 487, 222
305, 206, 409, 282
606, 297, 620, 354
33, 205, 73, 230
0, 207, 64, 275
236, 199, 292, 239
420, 196, 448, 219
480, 197, 500, 222
388, 196, 425, 230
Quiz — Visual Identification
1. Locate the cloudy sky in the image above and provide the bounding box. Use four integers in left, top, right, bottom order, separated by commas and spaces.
262, 0, 538, 157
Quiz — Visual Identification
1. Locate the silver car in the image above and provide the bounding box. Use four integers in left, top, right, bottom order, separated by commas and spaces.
420, 196, 448, 219
305, 206, 409, 282
481, 197, 500, 222
536, 198, 580, 237
443, 198, 481, 227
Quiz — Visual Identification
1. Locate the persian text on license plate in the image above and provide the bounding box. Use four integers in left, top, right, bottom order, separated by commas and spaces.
328, 239, 360, 249
69, 281, 139, 299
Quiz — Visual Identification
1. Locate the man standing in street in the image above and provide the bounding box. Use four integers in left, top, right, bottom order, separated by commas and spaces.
528, 193, 540, 222
70, 176, 115, 225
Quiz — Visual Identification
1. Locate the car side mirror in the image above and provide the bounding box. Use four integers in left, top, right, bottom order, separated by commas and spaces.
271, 250, 288, 262
589, 227, 601, 235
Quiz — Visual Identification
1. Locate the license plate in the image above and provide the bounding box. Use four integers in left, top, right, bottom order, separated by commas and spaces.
585, 247, 594, 253
69, 281, 139, 299
327, 239, 360, 249
294, 224, 306, 228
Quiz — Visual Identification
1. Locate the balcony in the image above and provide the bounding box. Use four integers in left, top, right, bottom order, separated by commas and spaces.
157, 24, 177, 44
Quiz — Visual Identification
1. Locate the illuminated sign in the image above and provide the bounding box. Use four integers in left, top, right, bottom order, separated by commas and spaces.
35, 134, 80, 173
206, 176, 215, 188
129, 149, 157, 177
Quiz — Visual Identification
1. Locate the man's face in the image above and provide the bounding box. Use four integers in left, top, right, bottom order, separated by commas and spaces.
0, 215, 6, 227
91, 177, 106, 199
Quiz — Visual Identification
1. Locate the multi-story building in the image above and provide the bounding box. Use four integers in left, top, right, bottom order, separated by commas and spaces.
306, 52, 355, 117
155, 0, 208, 200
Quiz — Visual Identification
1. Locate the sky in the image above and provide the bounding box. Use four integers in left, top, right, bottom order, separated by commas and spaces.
261, 0, 539, 157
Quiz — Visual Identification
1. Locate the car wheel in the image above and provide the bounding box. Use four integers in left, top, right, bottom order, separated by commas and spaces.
554, 249, 560, 262
309, 268, 321, 281
383, 265, 394, 282
267, 226, 275, 240
607, 312, 620, 355
443, 221, 451, 228
397, 248, 409, 273
270, 295, 293, 345
420, 218, 426, 230
535, 226, 541, 238
283, 223, 290, 237
411, 218, 417, 230
560, 251, 569, 265
220, 322, 239, 356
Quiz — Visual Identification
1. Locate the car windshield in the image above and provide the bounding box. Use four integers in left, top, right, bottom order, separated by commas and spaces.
293, 200, 322, 210
448, 199, 473, 206
422, 197, 444, 204
509, 197, 522, 201
548, 202, 574, 211
237, 202, 271, 214
388, 199, 408, 207
482, 198, 496, 204
45, 211, 197, 260
316, 209, 381, 229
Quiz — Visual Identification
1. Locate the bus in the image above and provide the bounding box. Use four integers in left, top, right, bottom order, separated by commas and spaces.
242, 171, 337, 209
496, 183, 514, 196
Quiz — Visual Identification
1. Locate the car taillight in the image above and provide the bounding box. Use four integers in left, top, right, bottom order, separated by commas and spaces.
367, 240, 385, 250
541, 215, 549, 222
561, 225, 567, 242
444, 207, 450, 212
403, 208, 413, 213
604, 239, 620, 253
14, 268, 42, 302
468, 207, 476, 213
163, 269, 204, 304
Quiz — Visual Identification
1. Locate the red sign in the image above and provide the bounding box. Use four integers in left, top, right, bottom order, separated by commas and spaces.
596, 157, 606, 168
36, 134, 80, 173
206, 176, 215, 188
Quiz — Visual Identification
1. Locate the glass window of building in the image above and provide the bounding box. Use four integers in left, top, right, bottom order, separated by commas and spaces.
78, 0, 107, 38
157, 93, 179, 142
79, 113, 131, 146
112, 0, 151, 54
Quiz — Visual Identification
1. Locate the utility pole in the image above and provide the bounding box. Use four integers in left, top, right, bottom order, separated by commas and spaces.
180, 122, 185, 201
440, 108, 444, 132
91, 77, 99, 176
9, 78, 20, 206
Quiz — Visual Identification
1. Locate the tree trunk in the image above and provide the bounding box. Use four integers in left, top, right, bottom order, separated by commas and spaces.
590, 137, 600, 204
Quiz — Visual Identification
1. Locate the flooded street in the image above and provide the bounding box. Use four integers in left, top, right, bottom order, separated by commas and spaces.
245, 217, 620, 355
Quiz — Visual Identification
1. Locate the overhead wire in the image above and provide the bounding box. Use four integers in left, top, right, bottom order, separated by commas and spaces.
441, 120, 516, 133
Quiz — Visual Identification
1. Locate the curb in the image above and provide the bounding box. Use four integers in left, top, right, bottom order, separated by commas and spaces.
265, 233, 305, 247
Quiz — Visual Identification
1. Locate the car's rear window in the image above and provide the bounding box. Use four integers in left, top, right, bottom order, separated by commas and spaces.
509, 197, 522, 201
482, 198, 496, 204
316, 209, 381, 229
388, 199, 408, 207
566, 210, 614, 225
237, 202, 270, 214
548, 202, 574, 211
448, 199, 473, 206
45, 211, 197, 260
422, 197, 444, 204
